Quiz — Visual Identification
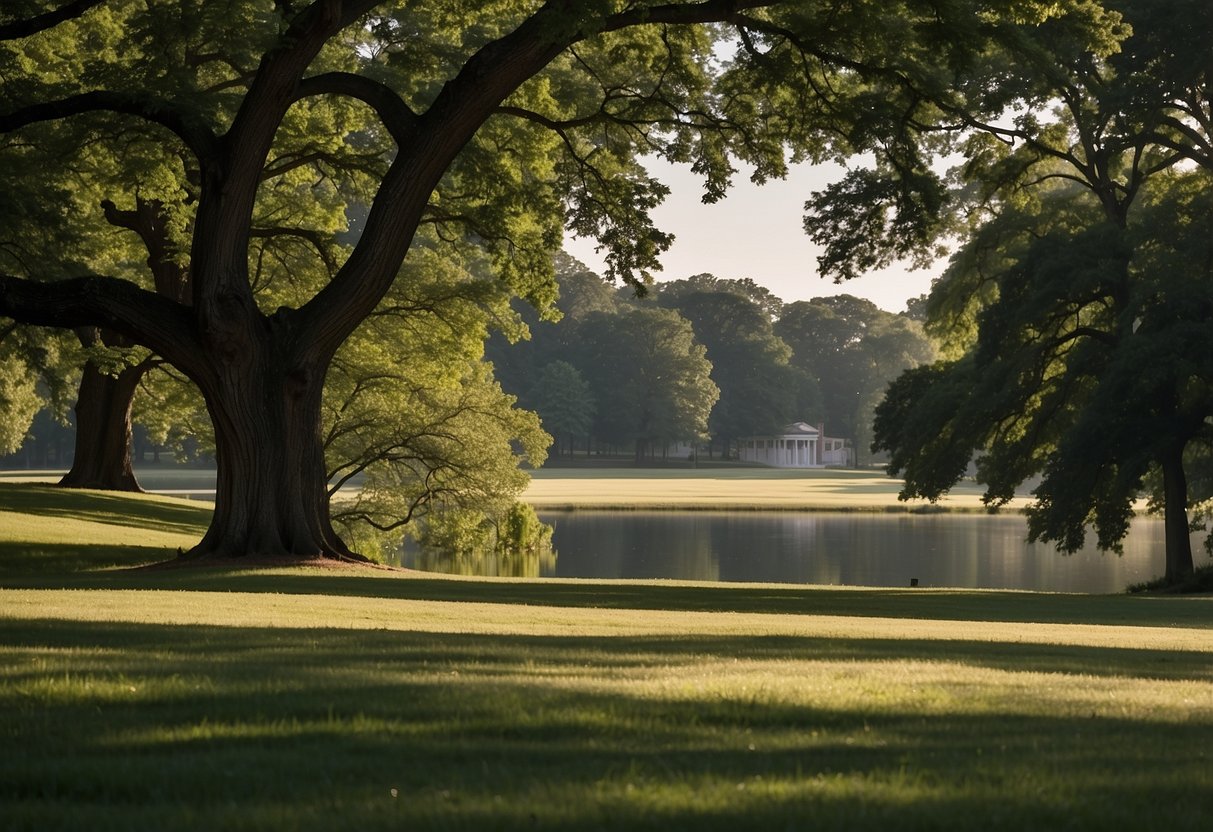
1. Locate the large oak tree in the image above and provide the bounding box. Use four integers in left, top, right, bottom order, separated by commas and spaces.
0, 0, 1091, 559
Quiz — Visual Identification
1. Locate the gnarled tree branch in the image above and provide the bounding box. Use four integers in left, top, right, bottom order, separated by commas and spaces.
0, 273, 200, 372
0, 91, 219, 161
0, 0, 104, 41
295, 71, 418, 143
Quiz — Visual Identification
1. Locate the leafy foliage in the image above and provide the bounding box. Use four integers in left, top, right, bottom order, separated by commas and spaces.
777, 295, 935, 463
319, 244, 549, 556
657, 285, 799, 448
0, 0, 1123, 556
0, 351, 39, 455
529, 360, 595, 456
577, 305, 718, 453
867, 0, 1213, 583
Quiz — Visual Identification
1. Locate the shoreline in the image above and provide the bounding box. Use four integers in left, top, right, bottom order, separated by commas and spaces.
522, 468, 1033, 513
2, 466, 1033, 513
530, 502, 1022, 514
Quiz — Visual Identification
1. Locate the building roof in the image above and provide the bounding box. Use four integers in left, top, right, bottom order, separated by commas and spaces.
742, 421, 821, 440
779, 421, 820, 437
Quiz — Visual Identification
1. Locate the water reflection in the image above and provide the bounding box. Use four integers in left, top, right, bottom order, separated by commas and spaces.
539, 511, 1182, 593
403, 510, 1195, 593
402, 540, 556, 578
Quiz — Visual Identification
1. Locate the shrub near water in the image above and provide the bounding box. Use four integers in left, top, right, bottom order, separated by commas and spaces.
413, 500, 554, 576
497, 501, 553, 555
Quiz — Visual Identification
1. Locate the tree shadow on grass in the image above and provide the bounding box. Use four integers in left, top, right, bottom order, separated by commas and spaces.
8, 566, 1211, 630
4, 617, 1212, 684
0, 483, 211, 538
2, 619, 1211, 831
0, 541, 182, 575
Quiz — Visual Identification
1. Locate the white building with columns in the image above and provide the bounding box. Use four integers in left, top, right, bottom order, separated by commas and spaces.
738, 422, 851, 468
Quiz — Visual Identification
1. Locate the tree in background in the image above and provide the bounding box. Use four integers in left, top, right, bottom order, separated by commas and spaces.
847, 314, 938, 465
871, 0, 1213, 582
776, 295, 934, 464
0, 339, 44, 457
528, 360, 595, 459
577, 306, 718, 461
489, 257, 736, 462
657, 273, 784, 319
58, 197, 189, 491
657, 285, 801, 456
485, 253, 619, 410
777, 296, 883, 446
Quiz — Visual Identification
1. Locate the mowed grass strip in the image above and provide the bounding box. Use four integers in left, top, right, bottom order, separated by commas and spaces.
2, 484, 1212, 830
523, 467, 1031, 511
3, 585, 1212, 831
0, 483, 209, 573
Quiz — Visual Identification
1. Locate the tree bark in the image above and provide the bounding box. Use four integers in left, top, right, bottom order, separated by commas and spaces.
57, 198, 192, 494
186, 341, 361, 561
1161, 444, 1195, 584
58, 359, 146, 492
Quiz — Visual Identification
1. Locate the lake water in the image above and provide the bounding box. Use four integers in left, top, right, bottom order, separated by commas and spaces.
112, 467, 1189, 592
404, 510, 1193, 593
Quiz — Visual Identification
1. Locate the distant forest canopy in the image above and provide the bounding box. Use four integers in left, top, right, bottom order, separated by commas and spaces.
486, 253, 935, 464
4, 251, 933, 472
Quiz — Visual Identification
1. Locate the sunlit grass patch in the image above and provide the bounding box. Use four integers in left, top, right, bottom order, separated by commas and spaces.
3, 582, 1213, 829
523, 467, 1029, 511
1, 485, 1211, 829
0, 484, 208, 573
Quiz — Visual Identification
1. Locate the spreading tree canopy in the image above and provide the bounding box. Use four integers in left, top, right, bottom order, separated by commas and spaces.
870, 0, 1213, 583
0, 0, 1111, 559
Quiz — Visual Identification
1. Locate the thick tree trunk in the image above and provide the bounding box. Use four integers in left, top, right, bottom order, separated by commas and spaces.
58, 360, 146, 492
186, 348, 361, 561
1161, 446, 1195, 584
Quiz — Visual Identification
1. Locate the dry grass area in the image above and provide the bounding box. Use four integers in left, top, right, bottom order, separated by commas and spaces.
524, 467, 1029, 512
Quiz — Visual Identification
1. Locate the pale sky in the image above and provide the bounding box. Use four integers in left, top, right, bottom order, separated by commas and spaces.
563, 158, 939, 313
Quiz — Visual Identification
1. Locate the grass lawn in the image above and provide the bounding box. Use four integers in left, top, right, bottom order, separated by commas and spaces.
3, 464, 1025, 511
523, 467, 1032, 511
2, 485, 1212, 830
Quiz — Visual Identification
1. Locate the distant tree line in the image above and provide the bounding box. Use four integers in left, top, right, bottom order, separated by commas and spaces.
487, 253, 935, 465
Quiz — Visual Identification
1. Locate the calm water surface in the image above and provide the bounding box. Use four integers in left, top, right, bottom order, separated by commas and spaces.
121, 467, 1180, 593
519, 511, 1179, 593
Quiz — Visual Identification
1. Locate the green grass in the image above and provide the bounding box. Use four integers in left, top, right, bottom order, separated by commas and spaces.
0, 483, 210, 573
523, 467, 1030, 511
2, 485, 1212, 830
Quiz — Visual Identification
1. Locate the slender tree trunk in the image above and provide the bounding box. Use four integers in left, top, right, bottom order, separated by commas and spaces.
58, 360, 147, 491
1161, 444, 1195, 583
59, 199, 192, 494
